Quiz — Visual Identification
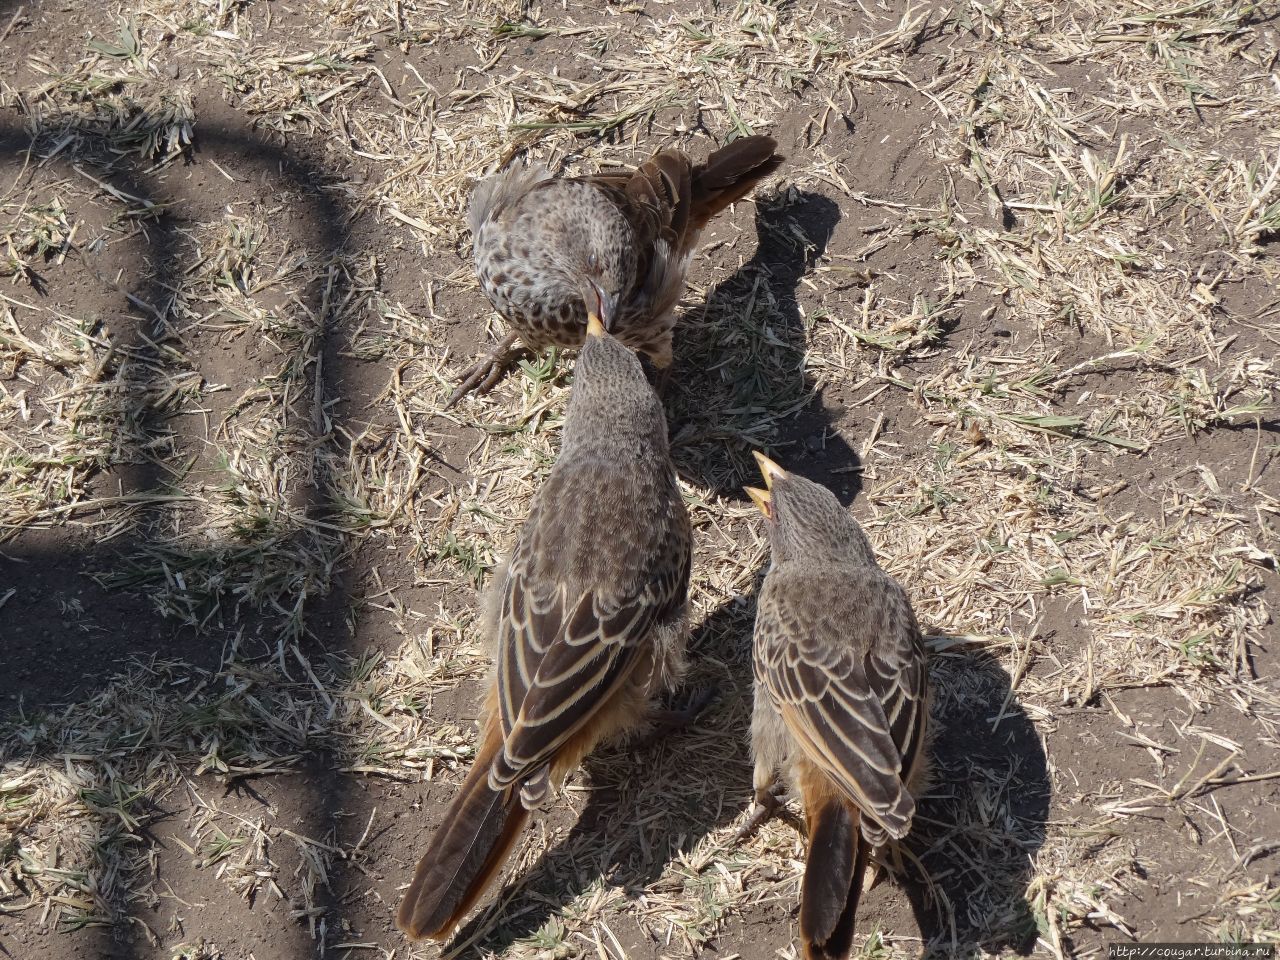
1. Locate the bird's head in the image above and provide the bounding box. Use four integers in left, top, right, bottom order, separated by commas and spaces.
563, 309, 665, 450
746, 452, 875, 566
558, 189, 635, 333
577, 252, 623, 334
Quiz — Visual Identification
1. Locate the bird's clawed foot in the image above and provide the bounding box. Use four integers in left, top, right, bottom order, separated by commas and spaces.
865, 839, 915, 892
444, 331, 525, 409
640, 686, 717, 745
863, 860, 886, 895
734, 780, 788, 842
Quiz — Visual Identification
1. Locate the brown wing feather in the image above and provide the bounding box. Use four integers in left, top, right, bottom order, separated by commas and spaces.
598, 138, 781, 253
627, 151, 693, 245
490, 576, 657, 786
756, 565, 927, 844
488, 462, 689, 795
568, 138, 779, 363
588, 151, 693, 309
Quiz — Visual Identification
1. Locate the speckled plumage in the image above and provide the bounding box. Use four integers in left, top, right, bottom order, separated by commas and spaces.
747, 459, 928, 960
449, 136, 783, 404
398, 329, 691, 941
472, 177, 654, 354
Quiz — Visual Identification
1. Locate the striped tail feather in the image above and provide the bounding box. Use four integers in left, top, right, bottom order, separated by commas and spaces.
397, 723, 531, 940
689, 135, 785, 229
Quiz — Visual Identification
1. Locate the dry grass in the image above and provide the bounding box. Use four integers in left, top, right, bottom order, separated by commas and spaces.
1, 0, 1278, 958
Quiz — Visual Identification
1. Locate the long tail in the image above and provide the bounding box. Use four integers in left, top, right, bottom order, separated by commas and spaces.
799, 768, 868, 960
689, 135, 784, 229
397, 722, 530, 940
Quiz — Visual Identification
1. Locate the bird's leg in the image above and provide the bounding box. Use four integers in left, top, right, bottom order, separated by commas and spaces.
886, 839, 906, 878
642, 686, 717, 740
444, 331, 525, 409
734, 764, 789, 841
863, 853, 887, 894
865, 837, 926, 895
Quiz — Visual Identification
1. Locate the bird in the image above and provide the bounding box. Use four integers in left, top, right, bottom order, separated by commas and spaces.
742, 452, 929, 960
397, 310, 694, 940
448, 134, 784, 406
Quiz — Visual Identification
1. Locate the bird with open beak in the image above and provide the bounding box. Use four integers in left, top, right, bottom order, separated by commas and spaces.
743, 452, 929, 960
397, 309, 694, 941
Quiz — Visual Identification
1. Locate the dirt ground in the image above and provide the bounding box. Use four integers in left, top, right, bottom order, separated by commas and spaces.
1, 1, 1278, 959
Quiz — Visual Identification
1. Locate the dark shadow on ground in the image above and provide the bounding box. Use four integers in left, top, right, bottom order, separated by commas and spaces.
668, 189, 863, 504
0, 99, 379, 959
903, 645, 1050, 958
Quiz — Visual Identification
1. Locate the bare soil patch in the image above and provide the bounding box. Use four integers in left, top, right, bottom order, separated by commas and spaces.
1, 1, 1277, 959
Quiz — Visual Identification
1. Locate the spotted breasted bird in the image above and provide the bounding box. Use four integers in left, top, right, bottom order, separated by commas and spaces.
743, 452, 929, 960
398, 312, 693, 940
448, 135, 783, 405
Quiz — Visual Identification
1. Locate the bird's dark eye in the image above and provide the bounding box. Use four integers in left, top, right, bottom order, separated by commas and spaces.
587, 253, 599, 271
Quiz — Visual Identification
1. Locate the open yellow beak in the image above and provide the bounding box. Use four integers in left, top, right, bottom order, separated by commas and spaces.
745, 485, 772, 518
752, 450, 787, 489
746, 451, 786, 520
585, 310, 606, 338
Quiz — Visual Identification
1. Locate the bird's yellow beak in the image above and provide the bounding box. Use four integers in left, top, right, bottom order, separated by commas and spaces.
752, 450, 787, 489
745, 485, 772, 519
585, 310, 606, 338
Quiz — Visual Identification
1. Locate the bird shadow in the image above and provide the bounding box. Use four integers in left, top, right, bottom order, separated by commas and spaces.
895, 642, 1051, 958
667, 188, 862, 504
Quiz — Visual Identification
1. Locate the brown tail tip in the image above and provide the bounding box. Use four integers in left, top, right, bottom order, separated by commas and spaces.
397, 729, 531, 940
397, 781, 531, 940
697, 135, 784, 188
800, 797, 867, 960
689, 134, 785, 227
